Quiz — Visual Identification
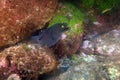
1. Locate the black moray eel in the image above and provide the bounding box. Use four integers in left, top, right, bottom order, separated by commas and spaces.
31, 23, 70, 47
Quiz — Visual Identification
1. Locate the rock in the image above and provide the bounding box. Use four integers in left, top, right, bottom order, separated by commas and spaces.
0, 43, 57, 80
0, 0, 58, 48
81, 27, 120, 56
53, 34, 83, 57
7, 74, 21, 80
45, 54, 120, 80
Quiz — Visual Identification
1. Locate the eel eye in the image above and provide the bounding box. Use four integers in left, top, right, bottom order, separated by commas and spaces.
61, 25, 65, 28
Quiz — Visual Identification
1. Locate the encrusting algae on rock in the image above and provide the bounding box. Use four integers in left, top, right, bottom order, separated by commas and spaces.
0, 43, 58, 80
0, 0, 58, 48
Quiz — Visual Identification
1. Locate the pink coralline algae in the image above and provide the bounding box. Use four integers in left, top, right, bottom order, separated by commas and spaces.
0, 43, 58, 80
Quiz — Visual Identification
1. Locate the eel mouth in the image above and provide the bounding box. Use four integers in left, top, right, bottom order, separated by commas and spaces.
61, 23, 71, 31
64, 26, 70, 31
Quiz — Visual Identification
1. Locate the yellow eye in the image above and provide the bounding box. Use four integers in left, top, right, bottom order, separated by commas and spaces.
61, 25, 64, 28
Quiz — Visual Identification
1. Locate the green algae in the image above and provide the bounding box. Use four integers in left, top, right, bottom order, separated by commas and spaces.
49, 2, 85, 36
81, 0, 120, 14
108, 66, 120, 80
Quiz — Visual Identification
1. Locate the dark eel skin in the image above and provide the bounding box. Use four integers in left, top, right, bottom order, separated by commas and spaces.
31, 23, 70, 47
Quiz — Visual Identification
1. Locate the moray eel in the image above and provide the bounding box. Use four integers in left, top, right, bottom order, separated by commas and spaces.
31, 23, 70, 47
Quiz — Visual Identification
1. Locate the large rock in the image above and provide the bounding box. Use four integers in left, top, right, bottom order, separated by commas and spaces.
0, 0, 58, 48
0, 43, 57, 80
81, 26, 120, 56
45, 54, 120, 80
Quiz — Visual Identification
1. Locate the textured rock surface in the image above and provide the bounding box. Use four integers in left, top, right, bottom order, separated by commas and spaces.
0, 0, 58, 48
53, 34, 83, 57
0, 43, 57, 80
45, 54, 120, 80
81, 27, 120, 56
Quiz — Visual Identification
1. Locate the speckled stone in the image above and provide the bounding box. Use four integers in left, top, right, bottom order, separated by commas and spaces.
0, 43, 57, 80
0, 0, 58, 48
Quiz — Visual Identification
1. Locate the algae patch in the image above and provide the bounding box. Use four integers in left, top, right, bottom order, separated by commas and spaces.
49, 2, 85, 36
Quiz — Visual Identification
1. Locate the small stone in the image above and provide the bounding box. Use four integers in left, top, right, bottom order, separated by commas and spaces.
7, 74, 21, 80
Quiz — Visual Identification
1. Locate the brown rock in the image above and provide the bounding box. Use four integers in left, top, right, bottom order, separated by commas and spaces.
0, 0, 58, 48
51, 34, 83, 57
0, 43, 57, 80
